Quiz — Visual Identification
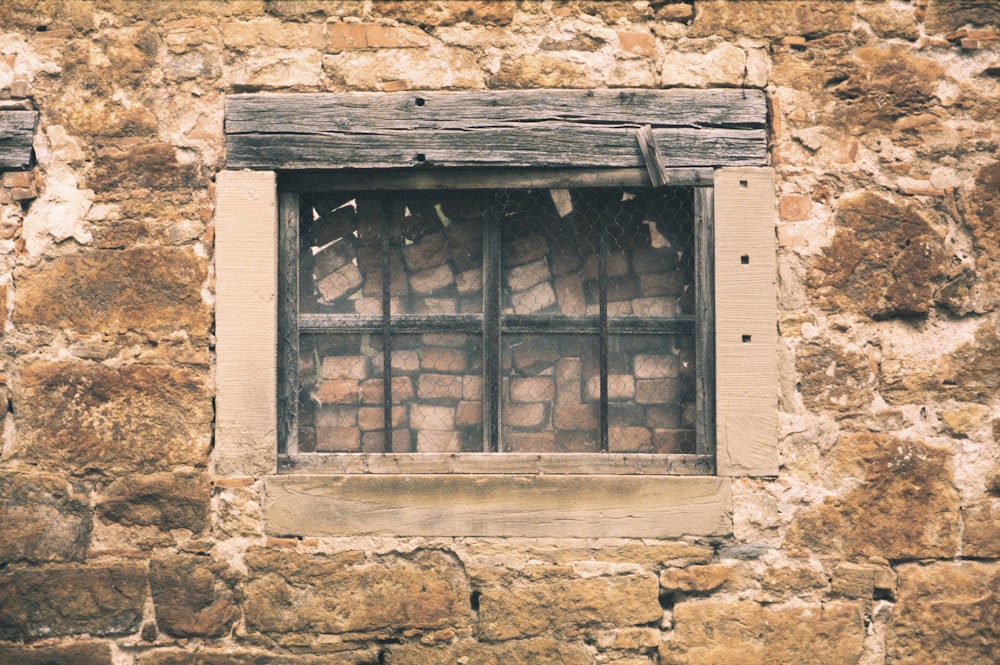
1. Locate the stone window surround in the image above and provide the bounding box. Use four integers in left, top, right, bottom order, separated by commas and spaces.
213, 90, 776, 539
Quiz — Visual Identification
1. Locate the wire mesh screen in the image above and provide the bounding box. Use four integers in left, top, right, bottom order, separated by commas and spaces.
291, 186, 699, 455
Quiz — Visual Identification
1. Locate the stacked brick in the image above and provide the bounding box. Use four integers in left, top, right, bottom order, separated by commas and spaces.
298, 189, 696, 454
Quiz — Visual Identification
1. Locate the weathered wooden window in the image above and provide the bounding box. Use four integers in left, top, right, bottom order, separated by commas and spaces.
216, 89, 776, 537
279, 178, 713, 473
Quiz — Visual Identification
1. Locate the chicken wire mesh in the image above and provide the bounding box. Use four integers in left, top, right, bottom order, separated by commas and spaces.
292, 186, 697, 454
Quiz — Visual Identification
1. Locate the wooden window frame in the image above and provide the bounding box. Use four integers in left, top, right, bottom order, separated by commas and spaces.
214, 90, 776, 538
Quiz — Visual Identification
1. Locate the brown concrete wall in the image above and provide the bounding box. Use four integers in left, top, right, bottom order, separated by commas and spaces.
0, 1, 998, 663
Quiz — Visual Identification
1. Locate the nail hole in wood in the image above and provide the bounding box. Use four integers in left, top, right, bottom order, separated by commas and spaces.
415, 153, 426, 162
739, 179, 749, 188
415, 97, 425, 106
742, 334, 752, 343
741, 255, 749, 264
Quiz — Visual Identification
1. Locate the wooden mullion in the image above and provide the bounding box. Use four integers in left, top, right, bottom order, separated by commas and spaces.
277, 192, 300, 454
381, 199, 394, 453
694, 186, 716, 458
483, 202, 502, 453
598, 220, 609, 453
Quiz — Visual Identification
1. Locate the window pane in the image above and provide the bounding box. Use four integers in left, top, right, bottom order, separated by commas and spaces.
397, 333, 484, 453
501, 334, 600, 453
606, 334, 697, 454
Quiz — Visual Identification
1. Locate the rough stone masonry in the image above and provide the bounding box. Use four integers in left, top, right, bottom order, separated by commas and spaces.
0, 1, 999, 663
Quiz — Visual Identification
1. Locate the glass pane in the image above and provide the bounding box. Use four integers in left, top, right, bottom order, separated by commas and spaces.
395, 333, 484, 453
501, 334, 600, 453
297, 333, 383, 453
606, 334, 696, 454
390, 192, 485, 316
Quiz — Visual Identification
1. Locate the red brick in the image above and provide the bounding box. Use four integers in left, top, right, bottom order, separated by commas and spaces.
321, 355, 369, 380
510, 281, 556, 314
554, 403, 598, 430
418, 373, 464, 400
2, 171, 32, 188
313, 380, 360, 405
456, 400, 482, 426
360, 377, 413, 404
510, 377, 555, 403
609, 426, 653, 453
410, 404, 455, 430
422, 347, 468, 372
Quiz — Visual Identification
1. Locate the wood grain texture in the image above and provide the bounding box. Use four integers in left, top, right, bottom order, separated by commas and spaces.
278, 452, 714, 475
713, 168, 778, 477
264, 474, 732, 538
226, 89, 767, 170
0, 110, 38, 169
214, 170, 279, 477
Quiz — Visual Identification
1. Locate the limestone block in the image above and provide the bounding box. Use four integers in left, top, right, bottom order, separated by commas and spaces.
477, 570, 661, 640
229, 48, 322, 88
15, 361, 212, 474
15, 247, 209, 337
662, 601, 864, 665
150, 554, 237, 638
0, 564, 147, 640
96, 470, 210, 534
243, 549, 470, 634
890, 561, 1000, 665
0, 472, 90, 565
661, 41, 748, 88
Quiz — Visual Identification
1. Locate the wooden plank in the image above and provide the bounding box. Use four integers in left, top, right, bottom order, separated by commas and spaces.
281, 167, 714, 192
694, 186, 716, 457
278, 452, 714, 475
226, 89, 767, 133
214, 170, 279, 477
264, 474, 731, 538
713, 168, 777, 477
277, 192, 299, 455
0, 110, 38, 170
227, 125, 766, 170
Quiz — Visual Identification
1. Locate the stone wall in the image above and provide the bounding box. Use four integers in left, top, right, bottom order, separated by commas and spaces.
0, 1, 998, 663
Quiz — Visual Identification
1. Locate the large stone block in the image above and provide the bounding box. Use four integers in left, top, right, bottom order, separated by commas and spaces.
136, 649, 375, 665
370, 1, 516, 26
477, 569, 660, 640
890, 561, 1000, 665
387, 638, 591, 665
150, 554, 237, 638
0, 643, 114, 665
243, 549, 470, 634
661, 601, 864, 664
785, 433, 960, 559
96, 471, 211, 534
0, 472, 90, 565
925, 0, 1000, 33
15, 361, 212, 474
15, 247, 210, 337
962, 497, 1000, 558
690, 1, 854, 38
808, 192, 948, 319
89, 142, 201, 192
0, 563, 146, 640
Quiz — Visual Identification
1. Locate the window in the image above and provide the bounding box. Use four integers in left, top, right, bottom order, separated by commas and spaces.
280, 180, 713, 473
215, 90, 776, 537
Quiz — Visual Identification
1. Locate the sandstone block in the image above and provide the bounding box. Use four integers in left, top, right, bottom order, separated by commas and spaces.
690, 1, 854, 38
0, 564, 146, 640
785, 433, 960, 558
652, 428, 696, 454
410, 264, 455, 296
322, 46, 484, 91
96, 470, 210, 534
388, 637, 590, 665
15, 247, 209, 336
312, 237, 357, 279
150, 554, 237, 638
608, 426, 653, 452
455, 400, 483, 427
402, 234, 449, 270
357, 406, 407, 431
554, 430, 599, 452
315, 425, 360, 452
16, 362, 211, 474
391, 350, 421, 373
831, 561, 895, 601
925, 0, 1000, 34
890, 561, 1000, 665
0, 643, 114, 665
586, 374, 635, 401
660, 564, 731, 593
554, 403, 599, 430
662, 601, 864, 665
505, 431, 556, 452
962, 497, 1000, 558
313, 379, 361, 405
477, 570, 660, 640
360, 376, 413, 403
137, 649, 377, 665
635, 354, 679, 379
636, 379, 681, 404
317, 262, 363, 303
810, 192, 948, 319
89, 142, 199, 191
505, 234, 548, 266
243, 549, 470, 634
0, 472, 90, 565
371, 1, 516, 26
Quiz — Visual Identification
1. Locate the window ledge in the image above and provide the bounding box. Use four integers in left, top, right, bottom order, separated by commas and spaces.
263, 473, 731, 538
